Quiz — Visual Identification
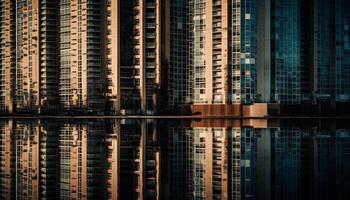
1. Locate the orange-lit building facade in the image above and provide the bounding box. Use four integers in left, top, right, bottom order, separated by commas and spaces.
0, 0, 59, 113
0, 0, 349, 115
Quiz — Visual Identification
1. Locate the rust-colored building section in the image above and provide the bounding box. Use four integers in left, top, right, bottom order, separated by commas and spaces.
191, 103, 270, 117
191, 104, 242, 116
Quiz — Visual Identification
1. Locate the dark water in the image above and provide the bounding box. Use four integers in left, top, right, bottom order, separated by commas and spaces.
0, 118, 349, 200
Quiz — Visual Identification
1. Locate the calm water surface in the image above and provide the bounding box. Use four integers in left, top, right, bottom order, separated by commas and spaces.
0, 118, 349, 200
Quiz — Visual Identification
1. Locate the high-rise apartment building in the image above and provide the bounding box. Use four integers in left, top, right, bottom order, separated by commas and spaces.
270, 0, 302, 104
132, 0, 162, 114
59, 0, 106, 112
0, 0, 59, 113
165, 0, 192, 107
14, 0, 59, 112
0, 0, 15, 113
190, 0, 258, 106
107, 0, 164, 114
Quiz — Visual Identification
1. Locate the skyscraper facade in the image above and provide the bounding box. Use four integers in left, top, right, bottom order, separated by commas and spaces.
0, 0, 15, 113
166, 0, 192, 107
0, 0, 349, 115
59, 0, 106, 112
7, 0, 59, 113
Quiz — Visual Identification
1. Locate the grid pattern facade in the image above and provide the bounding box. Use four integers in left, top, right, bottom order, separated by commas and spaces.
0, 0, 15, 113
335, 0, 350, 102
0, 0, 349, 114
271, 0, 301, 104
168, 0, 191, 106
240, 0, 258, 104
59, 0, 105, 111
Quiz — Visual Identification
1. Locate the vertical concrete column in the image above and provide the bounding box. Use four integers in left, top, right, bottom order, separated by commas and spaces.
154, 0, 162, 113
205, 0, 213, 104
139, 0, 146, 113
222, 0, 230, 104
81, 0, 88, 107
110, 0, 121, 113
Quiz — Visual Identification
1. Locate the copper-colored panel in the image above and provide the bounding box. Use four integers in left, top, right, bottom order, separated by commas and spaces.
191, 104, 242, 116
242, 103, 268, 117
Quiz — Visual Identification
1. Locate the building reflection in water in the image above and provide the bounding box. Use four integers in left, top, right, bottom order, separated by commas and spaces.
0, 119, 349, 199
